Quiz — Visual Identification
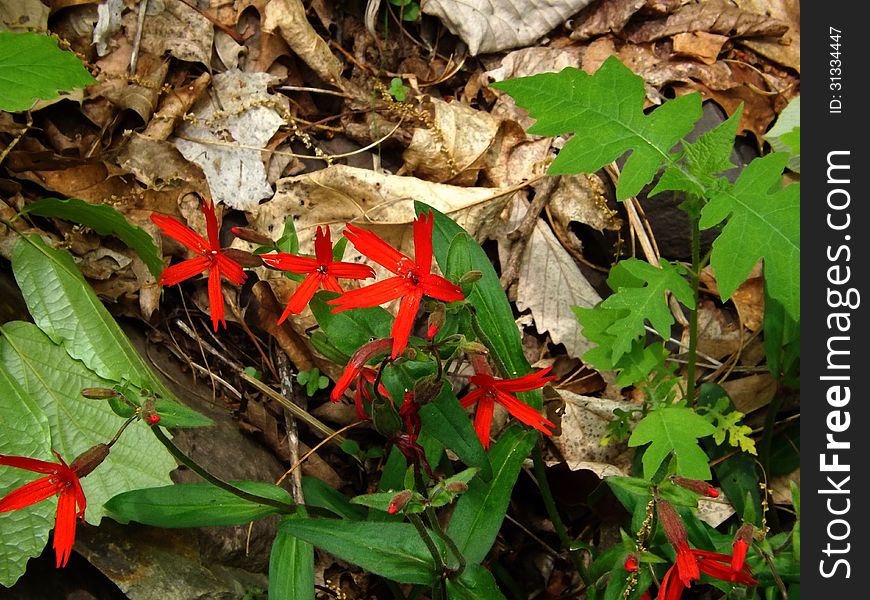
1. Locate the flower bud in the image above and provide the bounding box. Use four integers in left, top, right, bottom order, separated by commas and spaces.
231, 227, 274, 246
624, 554, 639, 572
731, 523, 754, 571
387, 490, 412, 514
81, 388, 119, 399
426, 303, 446, 339
70, 444, 110, 479
672, 476, 719, 498
444, 481, 469, 494
222, 248, 263, 268
458, 270, 482, 284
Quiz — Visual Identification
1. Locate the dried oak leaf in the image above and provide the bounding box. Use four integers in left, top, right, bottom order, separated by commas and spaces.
570, 0, 647, 42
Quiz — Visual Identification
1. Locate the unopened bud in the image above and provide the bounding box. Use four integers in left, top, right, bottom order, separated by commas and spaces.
141, 398, 160, 426
672, 476, 719, 498
426, 303, 446, 340
624, 554, 639, 572
731, 523, 754, 571
231, 227, 274, 246
444, 481, 468, 494
460, 341, 488, 355
81, 388, 119, 400
70, 444, 110, 479
146, 414, 161, 425
458, 270, 482, 284
656, 500, 688, 549
387, 490, 412, 514
413, 376, 443, 405
222, 248, 263, 268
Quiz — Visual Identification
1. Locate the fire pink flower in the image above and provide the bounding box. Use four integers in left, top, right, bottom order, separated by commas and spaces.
0, 452, 88, 568
151, 198, 247, 331
328, 212, 464, 358
459, 359, 556, 449
261, 226, 375, 324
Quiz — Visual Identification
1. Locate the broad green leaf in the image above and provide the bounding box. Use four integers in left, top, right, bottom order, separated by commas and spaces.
0, 365, 54, 587
491, 57, 702, 199
599, 259, 694, 362
0, 321, 176, 523
763, 282, 800, 386
11, 235, 211, 427
700, 153, 800, 320
269, 514, 314, 600
301, 476, 366, 520
447, 564, 507, 599
651, 106, 742, 198
105, 481, 292, 527
278, 519, 441, 585
420, 385, 492, 480
0, 32, 95, 112
628, 406, 715, 480
447, 427, 536, 564
419, 203, 536, 406
764, 96, 800, 172
309, 290, 393, 357
23, 197, 164, 277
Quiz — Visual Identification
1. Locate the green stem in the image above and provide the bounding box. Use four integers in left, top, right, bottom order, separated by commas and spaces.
409, 513, 448, 597
531, 442, 591, 585
685, 202, 702, 407
150, 425, 297, 514
414, 468, 466, 577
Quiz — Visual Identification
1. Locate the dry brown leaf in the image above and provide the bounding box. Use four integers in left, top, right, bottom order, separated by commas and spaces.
142, 71, 212, 141
569, 0, 646, 41
549, 174, 621, 234
624, 0, 789, 43
133, 0, 214, 66
696, 496, 735, 527
546, 390, 635, 478
0, 0, 49, 32
485, 47, 583, 81
115, 134, 208, 190
402, 97, 501, 186
89, 46, 169, 122
617, 43, 734, 91
770, 469, 799, 506
734, 0, 800, 72
693, 300, 742, 361
721, 374, 778, 414
672, 31, 729, 64
483, 120, 552, 188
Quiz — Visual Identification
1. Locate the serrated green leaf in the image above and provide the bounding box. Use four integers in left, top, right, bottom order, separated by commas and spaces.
11, 235, 210, 427
0, 32, 95, 112
0, 365, 54, 587
628, 406, 715, 480
491, 57, 702, 199
651, 106, 742, 198
446, 427, 536, 563
447, 564, 507, 599
301, 476, 367, 520
599, 259, 694, 362
278, 519, 441, 585
309, 290, 393, 357
269, 514, 314, 600
0, 321, 176, 524
105, 481, 292, 527
23, 197, 164, 277
765, 96, 800, 172
700, 153, 800, 319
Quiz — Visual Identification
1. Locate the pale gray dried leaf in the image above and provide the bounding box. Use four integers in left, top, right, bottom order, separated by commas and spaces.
422, 0, 595, 56
696, 496, 735, 527
617, 43, 734, 91
485, 46, 582, 82
549, 174, 621, 233
0, 0, 49, 32
214, 30, 245, 70
93, 0, 125, 56
546, 390, 635, 478
136, 0, 214, 65
569, 0, 646, 41
174, 70, 285, 211
624, 0, 789, 43
483, 120, 552, 188
514, 197, 601, 358
116, 133, 207, 189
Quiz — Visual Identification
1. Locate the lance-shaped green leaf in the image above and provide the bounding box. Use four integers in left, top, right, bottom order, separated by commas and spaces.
269, 514, 315, 600
0, 321, 176, 523
0, 32, 95, 112
23, 197, 164, 277
309, 291, 393, 357
11, 235, 210, 427
278, 519, 442, 585
491, 56, 702, 199
301, 476, 366, 520
447, 564, 507, 599
420, 385, 492, 480
700, 153, 800, 320
599, 259, 694, 362
0, 364, 54, 587
628, 406, 715, 480
105, 481, 292, 527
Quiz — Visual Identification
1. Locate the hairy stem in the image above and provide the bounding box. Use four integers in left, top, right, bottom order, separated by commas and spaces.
409, 513, 447, 597
685, 202, 702, 406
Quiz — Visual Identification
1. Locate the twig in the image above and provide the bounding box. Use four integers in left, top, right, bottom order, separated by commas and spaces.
130, 0, 148, 76
277, 352, 304, 503
499, 176, 560, 289
0, 112, 31, 168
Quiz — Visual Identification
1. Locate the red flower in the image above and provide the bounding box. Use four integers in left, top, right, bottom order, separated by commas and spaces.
731, 523, 754, 572
459, 360, 556, 449
624, 554, 640, 572
151, 199, 247, 331
328, 212, 464, 358
261, 226, 375, 323
330, 338, 393, 403
0, 452, 87, 568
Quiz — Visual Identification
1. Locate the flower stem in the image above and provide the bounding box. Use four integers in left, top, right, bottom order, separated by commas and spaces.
150, 425, 297, 514
413, 468, 466, 577
409, 513, 448, 596
685, 200, 702, 407
531, 441, 591, 585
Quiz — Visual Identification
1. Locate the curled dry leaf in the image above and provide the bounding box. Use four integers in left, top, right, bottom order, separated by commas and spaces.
546, 389, 635, 478
696, 495, 735, 528
569, 0, 647, 41
672, 31, 730, 65
116, 134, 208, 190
548, 174, 621, 234
174, 69, 285, 211
1, 0, 49, 32
734, 0, 800, 72
132, 0, 214, 66
142, 71, 212, 141
422, 0, 595, 56
485, 46, 583, 82
721, 374, 778, 414
89, 44, 169, 122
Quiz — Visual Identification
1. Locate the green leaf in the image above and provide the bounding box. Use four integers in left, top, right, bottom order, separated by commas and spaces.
420, 384, 492, 480
0, 32, 95, 112
309, 290, 393, 357
764, 96, 800, 172
628, 406, 715, 480
0, 321, 176, 524
269, 514, 314, 600
0, 365, 54, 587
275, 216, 299, 254
11, 235, 211, 427
700, 153, 800, 320
105, 481, 292, 527
301, 476, 367, 520
447, 564, 507, 599
651, 106, 742, 198
599, 259, 694, 362
447, 427, 536, 564
23, 197, 164, 277
278, 519, 441, 585
491, 57, 702, 199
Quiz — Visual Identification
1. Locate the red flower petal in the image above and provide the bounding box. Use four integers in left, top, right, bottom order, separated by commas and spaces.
328, 277, 412, 312
459, 388, 485, 409
262, 253, 319, 274
279, 274, 322, 322
413, 212, 434, 274
213, 253, 247, 285
493, 389, 555, 435
0, 455, 64, 474
0, 476, 61, 512
331, 362, 361, 402
492, 367, 556, 393
320, 274, 343, 294
53, 488, 78, 568
328, 262, 376, 280
314, 226, 333, 264
151, 214, 210, 255
343, 223, 407, 273
202, 199, 220, 251
473, 395, 495, 449
419, 273, 464, 303
158, 256, 210, 286
390, 287, 423, 358
657, 563, 686, 600
675, 541, 700, 586
208, 268, 226, 331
